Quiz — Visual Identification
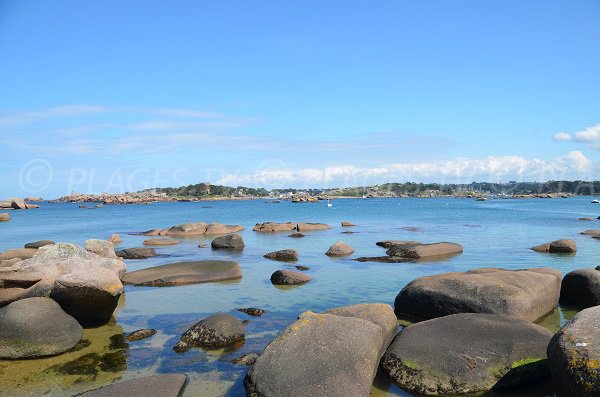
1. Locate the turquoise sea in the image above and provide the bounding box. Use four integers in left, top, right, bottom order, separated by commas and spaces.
2, 197, 600, 396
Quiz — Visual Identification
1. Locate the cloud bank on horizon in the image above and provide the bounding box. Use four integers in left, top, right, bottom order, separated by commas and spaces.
0, 104, 597, 197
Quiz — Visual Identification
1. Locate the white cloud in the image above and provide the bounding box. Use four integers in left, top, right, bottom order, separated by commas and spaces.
553, 132, 572, 141
216, 151, 595, 189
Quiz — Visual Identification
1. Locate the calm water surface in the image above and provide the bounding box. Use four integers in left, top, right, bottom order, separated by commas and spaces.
1, 197, 599, 396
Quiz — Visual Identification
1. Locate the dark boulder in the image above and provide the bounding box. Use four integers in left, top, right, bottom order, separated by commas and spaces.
24, 240, 55, 249
270, 270, 312, 285
547, 305, 600, 397
122, 260, 242, 287
211, 234, 245, 250
382, 313, 553, 395
395, 267, 561, 321
386, 242, 463, 259
116, 247, 158, 260
560, 269, 600, 308
0, 297, 82, 359
173, 313, 244, 352
264, 249, 298, 262
548, 239, 576, 253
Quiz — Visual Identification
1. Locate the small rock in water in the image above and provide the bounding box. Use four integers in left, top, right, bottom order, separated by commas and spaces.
325, 241, 354, 256
579, 217, 593, 221
341, 221, 356, 227
24, 240, 55, 249
143, 238, 181, 246
231, 352, 259, 366
288, 232, 305, 238
294, 265, 311, 271
238, 308, 265, 316
0, 213, 10, 222
270, 269, 312, 285
127, 328, 157, 342
211, 234, 245, 250
116, 247, 157, 259
173, 313, 244, 352
264, 249, 298, 262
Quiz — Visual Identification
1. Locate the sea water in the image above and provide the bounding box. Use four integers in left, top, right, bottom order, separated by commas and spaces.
1, 197, 599, 396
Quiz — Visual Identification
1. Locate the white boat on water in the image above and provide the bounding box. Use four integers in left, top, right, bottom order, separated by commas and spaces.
327, 199, 333, 207
592, 199, 600, 204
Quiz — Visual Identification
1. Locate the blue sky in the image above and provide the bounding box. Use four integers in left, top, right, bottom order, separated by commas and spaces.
1, 1, 599, 197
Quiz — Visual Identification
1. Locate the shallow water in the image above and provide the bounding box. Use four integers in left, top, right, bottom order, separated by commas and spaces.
1, 197, 599, 396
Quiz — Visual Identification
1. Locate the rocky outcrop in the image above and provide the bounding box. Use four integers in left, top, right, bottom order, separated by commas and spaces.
382, 313, 553, 395
79, 374, 188, 397
24, 240, 55, 249
395, 267, 561, 321
253, 222, 297, 232
560, 269, 600, 308
142, 222, 244, 237
325, 241, 354, 256
122, 260, 242, 286
115, 247, 157, 259
264, 249, 298, 262
245, 304, 397, 397
296, 222, 331, 231
0, 243, 126, 325
270, 270, 312, 285
143, 238, 181, 246
173, 313, 244, 352
0, 213, 10, 221
0, 297, 82, 359
211, 234, 245, 250
386, 242, 463, 259
85, 239, 118, 259
547, 305, 600, 397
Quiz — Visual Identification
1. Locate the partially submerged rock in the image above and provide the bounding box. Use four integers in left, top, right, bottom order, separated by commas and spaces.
395, 267, 561, 321
165, 222, 207, 236
108, 234, 122, 245
78, 374, 188, 397
143, 238, 181, 246
0, 213, 10, 221
116, 247, 158, 260
264, 249, 298, 262
0, 297, 82, 359
386, 242, 463, 259
531, 243, 550, 253
325, 241, 354, 256
270, 270, 312, 285
205, 223, 244, 235
0, 243, 126, 325
296, 222, 331, 231
581, 230, 600, 236
173, 313, 244, 352
24, 240, 55, 249
245, 304, 397, 397
547, 305, 600, 397
238, 308, 265, 317
560, 269, 600, 308
253, 222, 296, 232
211, 234, 245, 250
127, 328, 157, 342
382, 313, 553, 395
232, 352, 259, 366
376, 240, 420, 248
549, 239, 576, 253
288, 232, 305, 238
341, 221, 356, 227
122, 260, 242, 286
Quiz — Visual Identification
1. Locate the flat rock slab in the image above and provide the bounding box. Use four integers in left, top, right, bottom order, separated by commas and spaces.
122, 260, 242, 286
0, 297, 82, 359
395, 267, 561, 321
382, 313, 553, 395
24, 240, 55, 249
560, 268, 600, 309
386, 242, 463, 259
143, 238, 181, 246
326, 241, 354, 256
245, 308, 389, 397
296, 222, 331, 231
581, 230, 600, 235
253, 222, 296, 232
116, 247, 158, 259
78, 374, 188, 397
548, 305, 600, 397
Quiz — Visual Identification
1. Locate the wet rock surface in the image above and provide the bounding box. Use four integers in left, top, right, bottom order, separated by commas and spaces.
78, 374, 188, 397
122, 260, 242, 286
173, 313, 244, 352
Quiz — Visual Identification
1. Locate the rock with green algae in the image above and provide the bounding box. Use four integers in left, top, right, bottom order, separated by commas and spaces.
548, 305, 600, 397
381, 313, 553, 395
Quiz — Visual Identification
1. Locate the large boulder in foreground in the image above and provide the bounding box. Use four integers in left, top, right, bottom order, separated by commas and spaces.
395, 267, 561, 321
122, 260, 242, 287
211, 234, 245, 250
264, 249, 298, 262
560, 269, 600, 308
253, 222, 296, 232
324, 303, 397, 348
382, 313, 553, 395
386, 242, 463, 259
296, 222, 331, 231
79, 374, 188, 397
0, 243, 126, 326
547, 305, 600, 397
325, 241, 354, 256
173, 313, 244, 352
245, 304, 397, 397
0, 297, 82, 359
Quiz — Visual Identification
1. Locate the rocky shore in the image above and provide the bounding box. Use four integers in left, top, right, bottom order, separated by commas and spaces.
1, 214, 600, 397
